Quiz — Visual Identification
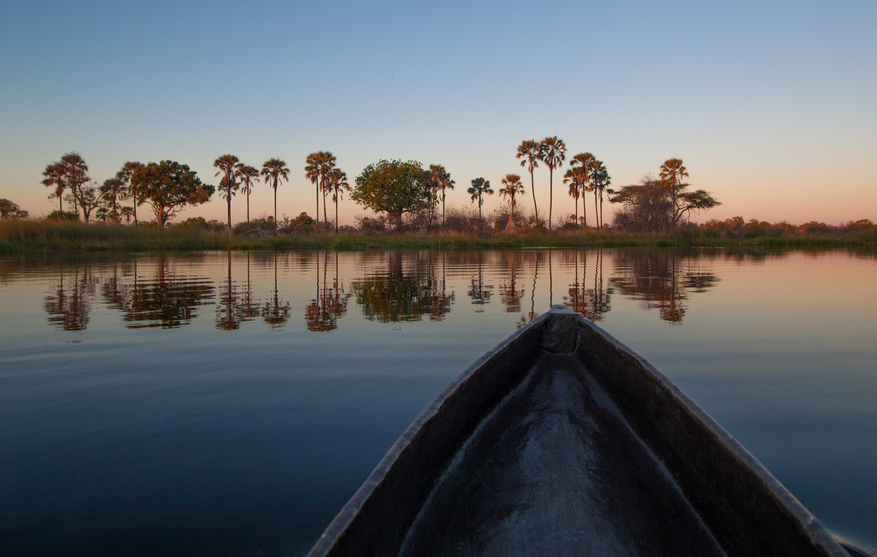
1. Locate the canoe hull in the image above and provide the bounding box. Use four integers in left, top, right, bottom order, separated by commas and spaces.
307, 306, 848, 557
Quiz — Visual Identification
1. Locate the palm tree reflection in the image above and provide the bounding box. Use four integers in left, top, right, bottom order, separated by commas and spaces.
263, 252, 290, 329
467, 252, 493, 312
305, 251, 351, 332
565, 250, 611, 321
500, 252, 524, 313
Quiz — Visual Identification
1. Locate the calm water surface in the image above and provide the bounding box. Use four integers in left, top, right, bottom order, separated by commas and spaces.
1, 249, 875, 556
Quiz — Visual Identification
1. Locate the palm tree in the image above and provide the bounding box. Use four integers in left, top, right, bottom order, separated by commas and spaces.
660, 158, 689, 226
261, 158, 289, 227
99, 177, 127, 222
327, 168, 350, 233
468, 177, 494, 233
438, 168, 455, 227
425, 164, 449, 232
235, 164, 259, 223
516, 140, 541, 226
569, 153, 595, 227
564, 166, 587, 228
214, 154, 240, 228
117, 162, 143, 225
499, 174, 524, 225
304, 151, 336, 231
590, 160, 611, 228
41, 162, 67, 213
319, 152, 337, 231
538, 137, 566, 230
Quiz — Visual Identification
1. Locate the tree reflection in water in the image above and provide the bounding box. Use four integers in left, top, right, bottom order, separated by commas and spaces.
352, 251, 453, 323
564, 250, 611, 321
499, 252, 524, 313
45, 264, 97, 331
124, 256, 213, 329
305, 251, 351, 332
215, 251, 262, 330
609, 250, 719, 324
467, 252, 493, 312
263, 252, 290, 329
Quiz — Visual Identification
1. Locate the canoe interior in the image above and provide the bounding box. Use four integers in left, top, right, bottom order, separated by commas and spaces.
308, 308, 847, 557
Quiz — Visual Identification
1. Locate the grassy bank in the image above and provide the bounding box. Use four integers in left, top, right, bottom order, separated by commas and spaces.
1, 220, 876, 253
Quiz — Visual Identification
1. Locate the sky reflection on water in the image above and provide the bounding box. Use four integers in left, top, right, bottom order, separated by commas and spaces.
0, 249, 875, 556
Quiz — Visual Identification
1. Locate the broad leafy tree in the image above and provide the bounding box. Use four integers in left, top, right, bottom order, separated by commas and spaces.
214, 154, 240, 228
516, 140, 541, 225
609, 173, 720, 231
235, 164, 259, 223
467, 177, 494, 233
42, 153, 90, 218
132, 161, 214, 226
538, 137, 566, 230
261, 158, 289, 226
499, 174, 524, 224
0, 199, 28, 219
351, 159, 429, 231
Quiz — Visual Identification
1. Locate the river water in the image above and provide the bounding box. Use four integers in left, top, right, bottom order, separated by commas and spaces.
1, 249, 875, 556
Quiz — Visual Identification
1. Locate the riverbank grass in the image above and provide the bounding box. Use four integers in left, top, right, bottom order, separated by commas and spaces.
1, 220, 875, 252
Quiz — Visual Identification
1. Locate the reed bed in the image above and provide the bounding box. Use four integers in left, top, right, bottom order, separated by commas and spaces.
1, 219, 875, 253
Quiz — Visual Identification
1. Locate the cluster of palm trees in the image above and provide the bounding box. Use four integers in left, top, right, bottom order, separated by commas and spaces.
514, 137, 611, 230
212, 155, 293, 228
304, 152, 350, 233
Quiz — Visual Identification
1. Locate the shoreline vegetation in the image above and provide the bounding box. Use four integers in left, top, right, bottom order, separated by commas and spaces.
2, 219, 875, 254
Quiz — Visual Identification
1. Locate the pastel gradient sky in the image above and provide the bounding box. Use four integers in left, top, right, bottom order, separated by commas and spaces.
2, 0, 875, 226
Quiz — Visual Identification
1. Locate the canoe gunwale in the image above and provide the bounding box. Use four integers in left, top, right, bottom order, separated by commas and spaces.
306, 312, 553, 557
307, 306, 848, 557
566, 308, 847, 556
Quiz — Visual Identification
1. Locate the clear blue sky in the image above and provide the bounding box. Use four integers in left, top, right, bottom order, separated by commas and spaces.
2, 0, 875, 225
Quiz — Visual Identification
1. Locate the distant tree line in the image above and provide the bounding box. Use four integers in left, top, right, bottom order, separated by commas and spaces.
27, 145, 725, 233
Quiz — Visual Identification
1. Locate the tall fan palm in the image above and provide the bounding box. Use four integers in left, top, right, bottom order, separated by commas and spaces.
467, 177, 494, 233
564, 166, 587, 228
499, 174, 524, 224
570, 153, 596, 227
234, 164, 259, 224
117, 162, 143, 225
318, 152, 337, 231
425, 164, 450, 232
305, 151, 336, 231
516, 140, 541, 226
214, 154, 240, 228
660, 158, 689, 226
438, 169, 455, 228
538, 136, 566, 230
590, 160, 611, 228
327, 168, 350, 233
41, 162, 67, 213
261, 158, 289, 227
99, 177, 127, 222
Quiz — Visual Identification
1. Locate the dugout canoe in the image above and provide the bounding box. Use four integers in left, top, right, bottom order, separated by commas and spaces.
307, 305, 851, 557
